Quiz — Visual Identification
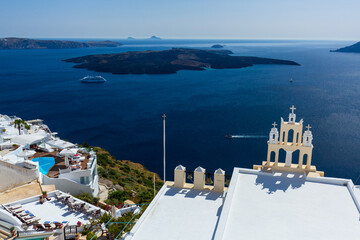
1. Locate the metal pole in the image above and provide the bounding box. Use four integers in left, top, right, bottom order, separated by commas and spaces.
162, 114, 166, 182
153, 174, 156, 196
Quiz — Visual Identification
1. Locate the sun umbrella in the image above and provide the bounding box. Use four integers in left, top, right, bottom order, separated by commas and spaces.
17, 149, 36, 161
17, 149, 36, 158
60, 148, 77, 156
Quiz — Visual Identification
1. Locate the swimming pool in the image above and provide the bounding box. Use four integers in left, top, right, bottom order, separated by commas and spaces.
32, 157, 55, 175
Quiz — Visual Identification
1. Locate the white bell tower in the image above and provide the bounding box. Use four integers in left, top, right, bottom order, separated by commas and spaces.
263, 105, 317, 173
269, 122, 279, 144
303, 125, 313, 147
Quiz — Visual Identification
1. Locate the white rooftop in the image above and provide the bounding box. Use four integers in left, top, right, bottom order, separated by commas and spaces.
4, 191, 102, 226
127, 168, 360, 240
214, 168, 360, 240
125, 185, 224, 240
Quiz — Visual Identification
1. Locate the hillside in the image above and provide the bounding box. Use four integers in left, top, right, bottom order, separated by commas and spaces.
331, 42, 360, 53
93, 146, 163, 205
0, 37, 122, 49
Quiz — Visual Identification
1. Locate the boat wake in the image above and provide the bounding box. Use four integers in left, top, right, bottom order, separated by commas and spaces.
225, 134, 267, 139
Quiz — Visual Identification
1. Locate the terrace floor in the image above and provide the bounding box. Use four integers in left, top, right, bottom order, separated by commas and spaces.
20, 196, 91, 225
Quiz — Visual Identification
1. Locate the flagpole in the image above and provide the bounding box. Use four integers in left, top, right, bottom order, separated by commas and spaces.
162, 114, 166, 182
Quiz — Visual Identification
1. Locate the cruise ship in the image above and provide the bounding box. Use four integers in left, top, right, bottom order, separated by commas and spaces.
80, 75, 106, 83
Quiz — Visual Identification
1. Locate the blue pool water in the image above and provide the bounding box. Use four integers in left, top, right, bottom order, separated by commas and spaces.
32, 157, 55, 175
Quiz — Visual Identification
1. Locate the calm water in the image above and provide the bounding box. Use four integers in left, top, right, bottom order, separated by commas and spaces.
1, 39, 360, 181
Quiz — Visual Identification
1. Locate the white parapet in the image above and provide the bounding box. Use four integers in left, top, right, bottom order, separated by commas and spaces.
174, 165, 186, 188
194, 166, 206, 190
214, 168, 225, 192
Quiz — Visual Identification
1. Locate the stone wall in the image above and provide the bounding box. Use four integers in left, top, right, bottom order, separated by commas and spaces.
0, 160, 38, 192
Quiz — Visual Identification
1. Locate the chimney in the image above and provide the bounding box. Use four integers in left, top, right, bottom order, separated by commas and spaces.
194, 166, 206, 190
174, 165, 186, 188
214, 168, 225, 192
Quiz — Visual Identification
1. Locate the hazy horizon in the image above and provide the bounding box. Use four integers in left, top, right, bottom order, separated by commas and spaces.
1, 0, 360, 40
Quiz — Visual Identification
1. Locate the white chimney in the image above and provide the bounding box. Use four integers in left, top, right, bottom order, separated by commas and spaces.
174, 165, 186, 188
214, 168, 225, 192
194, 166, 206, 190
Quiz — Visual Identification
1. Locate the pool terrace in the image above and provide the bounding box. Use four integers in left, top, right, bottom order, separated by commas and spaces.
28, 151, 90, 178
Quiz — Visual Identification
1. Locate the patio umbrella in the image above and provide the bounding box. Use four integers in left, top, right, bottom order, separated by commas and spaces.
60, 148, 77, 156
60, 148, 76, 168
17, 149, 36, 160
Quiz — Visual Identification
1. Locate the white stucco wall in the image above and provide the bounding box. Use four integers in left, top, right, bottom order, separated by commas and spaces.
0, 209, 22, 226
42, 175, 98, 197
0, 160, 39, 192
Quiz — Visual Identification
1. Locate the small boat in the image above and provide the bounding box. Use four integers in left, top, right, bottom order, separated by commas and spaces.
80, 76, 106, 83
225, 134, 233, 139
290, 78, 293, 83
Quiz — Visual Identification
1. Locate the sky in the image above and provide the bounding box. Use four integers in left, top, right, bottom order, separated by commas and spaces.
1, 0, 360, 40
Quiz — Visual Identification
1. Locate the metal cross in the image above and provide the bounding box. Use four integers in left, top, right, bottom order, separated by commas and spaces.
306, 124, 311, 131
272, 122, 277, 128
290, 105, 296, 114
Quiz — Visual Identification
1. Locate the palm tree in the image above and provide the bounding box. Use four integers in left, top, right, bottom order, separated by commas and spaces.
13, 119, 30, 135
14, 119, 22, 135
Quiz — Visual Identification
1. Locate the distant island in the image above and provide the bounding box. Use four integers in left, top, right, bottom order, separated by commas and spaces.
211, 44, 224, 49
63, 48, 300, 75
0, 37, 123, 49
148, 36, 161, 40
127, 37, 135, 40
331, 42, 360, 53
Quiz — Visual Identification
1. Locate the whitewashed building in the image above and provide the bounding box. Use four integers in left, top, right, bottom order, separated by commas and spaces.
0, 114, 99, 197
124, 106, 360, 240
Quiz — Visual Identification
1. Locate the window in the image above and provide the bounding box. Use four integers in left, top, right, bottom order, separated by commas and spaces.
80, 176, 90, 185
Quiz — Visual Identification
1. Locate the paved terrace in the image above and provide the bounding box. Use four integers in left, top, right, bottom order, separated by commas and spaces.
0, 181, 42, 204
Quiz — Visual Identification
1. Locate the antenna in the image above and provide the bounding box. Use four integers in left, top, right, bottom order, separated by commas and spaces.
162, 114, 166, 182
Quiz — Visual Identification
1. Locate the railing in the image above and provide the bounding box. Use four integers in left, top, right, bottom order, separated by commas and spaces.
18, 229, 55, 238
185, 171, 232, 187
90, 203, 149, 240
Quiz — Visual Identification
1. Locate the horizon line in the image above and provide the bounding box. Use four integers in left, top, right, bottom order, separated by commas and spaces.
0, 36, 357, 42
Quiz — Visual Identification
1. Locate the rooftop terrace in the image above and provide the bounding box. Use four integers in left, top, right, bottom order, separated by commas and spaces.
125, 185, 224, 240
214, 168, 360, 240
3, 191, 103, 226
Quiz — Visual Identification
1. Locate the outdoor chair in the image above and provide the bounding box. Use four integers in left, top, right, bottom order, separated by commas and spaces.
12, 207, 25, 214
92, 209, 101, 218
24, 217, 40, 225
34, 223, 46, 231
22, 214, 36, 220
61, 196, 70, 203
7, 204, 21, 210
44, 222, 56, 229
53, 222, 63, 229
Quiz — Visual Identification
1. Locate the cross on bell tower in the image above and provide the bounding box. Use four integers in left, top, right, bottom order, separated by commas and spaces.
288, 105, 296, 123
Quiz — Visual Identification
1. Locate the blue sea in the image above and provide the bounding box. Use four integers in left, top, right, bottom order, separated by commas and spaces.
1, 39, 360, 182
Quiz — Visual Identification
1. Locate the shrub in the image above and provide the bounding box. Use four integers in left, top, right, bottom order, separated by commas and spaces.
74, 193, 99, 205
108, 190, 130, 203
86, 232, 97, 240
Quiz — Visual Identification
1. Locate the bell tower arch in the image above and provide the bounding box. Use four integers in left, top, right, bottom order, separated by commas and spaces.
261, 105, 321, 176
